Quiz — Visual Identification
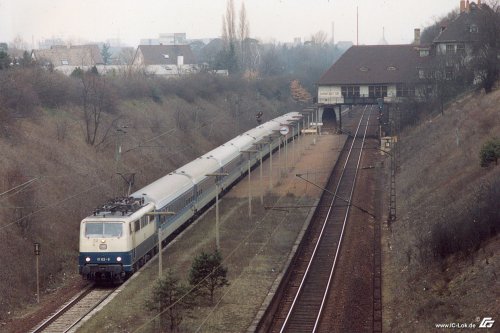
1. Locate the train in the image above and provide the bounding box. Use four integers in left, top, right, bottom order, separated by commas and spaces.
78, 112, 302, 281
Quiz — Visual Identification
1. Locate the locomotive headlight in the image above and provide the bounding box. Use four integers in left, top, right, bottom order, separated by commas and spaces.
116, 256, 122, 262
85, 257, 91, 262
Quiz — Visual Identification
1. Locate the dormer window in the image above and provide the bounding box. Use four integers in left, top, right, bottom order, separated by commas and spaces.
470, 24, 478, 33
61, 59, 69, 65
359, 66, 369, 72
387, 66, 397, 71
162, 54, 169, 59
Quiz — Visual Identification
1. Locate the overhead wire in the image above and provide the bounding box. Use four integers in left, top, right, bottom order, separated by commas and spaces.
133, 167, 311, 332
194, 194, 309, 332
0, 111, 248, 232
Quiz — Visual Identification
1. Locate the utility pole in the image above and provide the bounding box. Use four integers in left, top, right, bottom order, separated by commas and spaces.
242, 150, 258, 218
259, 148, 263, 205
206, 173, 229, 250
146, 211, 176, 278
268, 139, 274, 190
357, 6, 359, 46
115, 127, 127, 196
34, 243, 40, 304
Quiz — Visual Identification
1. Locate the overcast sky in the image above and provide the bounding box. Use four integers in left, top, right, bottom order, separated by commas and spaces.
0, 0, 462, 47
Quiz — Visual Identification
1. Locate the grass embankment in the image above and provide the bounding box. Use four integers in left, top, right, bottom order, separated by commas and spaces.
384, 89, 500, 332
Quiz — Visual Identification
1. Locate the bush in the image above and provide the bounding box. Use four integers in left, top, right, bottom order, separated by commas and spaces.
428, 178, 500, 261
480, 138, 500, 167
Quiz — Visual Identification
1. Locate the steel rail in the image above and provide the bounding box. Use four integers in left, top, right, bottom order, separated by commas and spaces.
279, 105, 370, 333
312, 106, 372, 332
30, 284, 117, 333
30, 284, 95, 333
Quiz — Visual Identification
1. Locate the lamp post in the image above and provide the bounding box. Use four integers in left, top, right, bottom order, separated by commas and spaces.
146, 210, 176, 277
206, 173, 229, 250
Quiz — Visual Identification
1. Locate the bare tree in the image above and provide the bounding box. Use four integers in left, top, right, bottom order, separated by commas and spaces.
238, 2, 250, 43
310, 31, 328, 46
79, 71, 117, 146
6, 168, 37, 236
472, 3, 500, 93
224, 0, 236, 45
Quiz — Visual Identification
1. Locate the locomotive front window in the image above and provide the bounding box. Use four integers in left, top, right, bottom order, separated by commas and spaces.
85, 222, 123, 238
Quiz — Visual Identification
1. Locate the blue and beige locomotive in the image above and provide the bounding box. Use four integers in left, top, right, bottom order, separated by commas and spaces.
79, 112, 302, 281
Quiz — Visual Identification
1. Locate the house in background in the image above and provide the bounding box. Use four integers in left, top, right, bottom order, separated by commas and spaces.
132, 44, 199, 76
316, 0, 492, 125
317, 42, 431, 106
31, 44, 104, 75
434, 0, 486, 57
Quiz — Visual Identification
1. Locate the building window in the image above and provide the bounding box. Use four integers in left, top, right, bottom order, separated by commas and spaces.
470, 24, 478, 33
445, 66, 454, 80
419, 49, 429, 57
396, 84, 414, 97
369, 85, 387, 98
456, 43, 465, 54
61, 59, 69, 65
341, 86, 360, 98
418, 69, 425, 79
446, 44, 455, 54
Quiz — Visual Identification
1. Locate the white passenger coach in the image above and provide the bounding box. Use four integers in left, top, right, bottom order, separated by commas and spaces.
79, 112, 302, 281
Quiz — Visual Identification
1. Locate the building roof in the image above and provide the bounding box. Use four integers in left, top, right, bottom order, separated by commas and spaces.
137, 45, 196, 65
32, 45, 103, 67
434, 2, 487, 43
318, 45, 429, 86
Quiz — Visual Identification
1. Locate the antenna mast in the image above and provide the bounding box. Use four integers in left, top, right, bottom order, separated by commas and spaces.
357, 6, 359, 45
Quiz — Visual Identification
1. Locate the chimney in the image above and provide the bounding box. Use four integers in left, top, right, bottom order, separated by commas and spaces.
466, 0, 470, 12
478, 0, 481, 5
460, 0, 466, 12
414, 28, 421, 45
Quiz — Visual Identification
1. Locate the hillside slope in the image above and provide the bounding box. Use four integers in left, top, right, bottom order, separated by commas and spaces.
384, 89, 500, 332
0, 76, 299, 322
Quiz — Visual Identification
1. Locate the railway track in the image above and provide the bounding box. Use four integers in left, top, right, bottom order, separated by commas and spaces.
30, 284, 115, 333
263, 106, 373, 333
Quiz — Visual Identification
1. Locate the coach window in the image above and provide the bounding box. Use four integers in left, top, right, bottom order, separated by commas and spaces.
134, 220, 140, 232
